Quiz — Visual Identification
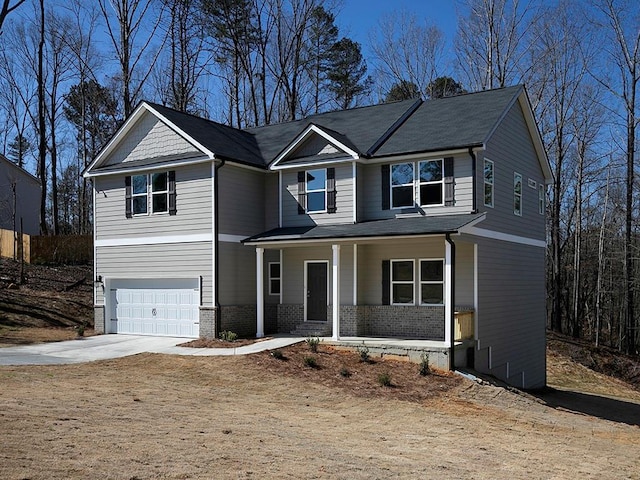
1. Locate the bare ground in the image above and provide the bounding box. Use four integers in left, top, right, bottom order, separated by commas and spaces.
1, 341, 639, 479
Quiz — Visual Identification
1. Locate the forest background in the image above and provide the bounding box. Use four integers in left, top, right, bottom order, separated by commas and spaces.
0, 0, 638, 356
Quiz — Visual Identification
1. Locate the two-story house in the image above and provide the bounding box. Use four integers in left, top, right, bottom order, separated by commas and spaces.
84, 85, 551, 389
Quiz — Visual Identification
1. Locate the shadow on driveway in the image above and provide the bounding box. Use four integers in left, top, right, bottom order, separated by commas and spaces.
535, 387, 640, 426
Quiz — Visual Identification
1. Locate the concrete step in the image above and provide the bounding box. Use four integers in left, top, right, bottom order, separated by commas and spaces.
290, 321, 332, 337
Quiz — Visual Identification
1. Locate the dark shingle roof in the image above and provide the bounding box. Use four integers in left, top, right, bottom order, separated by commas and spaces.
374, 86, 522, 157
243, 213, 485, 244
247, 99, 421, 162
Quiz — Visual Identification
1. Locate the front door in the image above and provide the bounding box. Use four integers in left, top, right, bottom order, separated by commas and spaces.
306, 262, 327, 321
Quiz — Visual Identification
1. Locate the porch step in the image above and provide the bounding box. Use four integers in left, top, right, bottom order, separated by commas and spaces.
290, 321, 332, 337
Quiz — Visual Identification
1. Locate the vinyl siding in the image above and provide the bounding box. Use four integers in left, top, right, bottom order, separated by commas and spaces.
289, 135, 340, 158
281, 163, 354, 226
218, 164, 265, 237
264, 172, 279, 230
103, 111, 200, 166
472, 234, 546, 389
94, 162, 212, 239
478, 101, 546, 240
95, 241, 213, 305
0, 160, 41, 235
218, 240, 257, 304
360, 155, 474, 221
455, 241, 475, 307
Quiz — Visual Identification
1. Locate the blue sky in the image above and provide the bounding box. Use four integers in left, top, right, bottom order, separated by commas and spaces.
335, 0, 459, 56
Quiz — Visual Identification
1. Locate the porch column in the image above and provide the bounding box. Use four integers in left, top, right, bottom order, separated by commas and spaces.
332, 244, 340, 340
256, 247, 265, 338
444, 240, 452, 347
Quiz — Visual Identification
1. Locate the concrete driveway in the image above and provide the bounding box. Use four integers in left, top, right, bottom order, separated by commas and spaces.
0, 334, 304, 366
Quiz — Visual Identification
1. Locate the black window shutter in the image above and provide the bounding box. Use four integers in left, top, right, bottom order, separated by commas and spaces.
382, 260, 390, 305
297, 171, 306, 214
327, 167, 336, 213
125, 176, 132, 218
444, 157, 455, 206
381, 164, 390, 210
168, 170, 177, 215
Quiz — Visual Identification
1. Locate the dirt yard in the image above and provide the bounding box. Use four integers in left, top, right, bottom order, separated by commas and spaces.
1, 342, 639, 480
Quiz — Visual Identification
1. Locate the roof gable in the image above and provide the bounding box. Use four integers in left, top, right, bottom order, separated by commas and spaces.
0, 154, 40, 185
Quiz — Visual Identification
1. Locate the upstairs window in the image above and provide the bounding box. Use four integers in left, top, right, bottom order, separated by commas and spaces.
514, 172, 522, 216
131, 174, 148, 215
484, 159, 494, 208
126, 170, 176, 218
391, 163, 414, 208
419, 160, 443, 206
306, 169, 326, 212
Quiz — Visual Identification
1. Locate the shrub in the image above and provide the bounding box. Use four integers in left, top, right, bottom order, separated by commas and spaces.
219, 330, 238, 342
419, 352, 430, 376
356, 344, 370, 363
377, 372, 392, 387
305, 336, 320, 352
270, 349, 286, 360
303, 356, 318, 368
76, 322, 86, 337
339, 367, 351, 377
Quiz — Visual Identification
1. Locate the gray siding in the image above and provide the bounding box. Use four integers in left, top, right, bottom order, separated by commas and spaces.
218, 240, 257, 305
478, 101, 546, 240
0, 159, 41, 235
264, 172, 279, 230
472, 234, 546, 389
360, 155, 474, 222
104, 111, 200, 166
218, 164, 265, 236
281, 163, 354, 226
455, 241, 475, 307
290, 135, 340, 158
94, 162, 212, 239
95, 241, 213, 305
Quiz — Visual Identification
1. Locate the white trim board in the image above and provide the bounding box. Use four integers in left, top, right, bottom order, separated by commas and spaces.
461, 226, 546, 248
96, 233, 213, 247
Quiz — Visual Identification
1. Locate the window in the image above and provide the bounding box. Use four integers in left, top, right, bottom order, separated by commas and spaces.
306, 169, 326, 212
420, 259, 444, 305
151, 172, 168, 213
484, 159, 494, 207
268, 262, 281, 296
514, 172, 522, 216
391, 259, 414, 305
126, 170, 176, 218
539, 183, 545, 215
419, 160, 443, 206
131, 174, 148, 215
391, 163, 414, 208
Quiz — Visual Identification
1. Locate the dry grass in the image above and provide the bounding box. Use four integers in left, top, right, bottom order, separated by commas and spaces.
1, 339, 639, 479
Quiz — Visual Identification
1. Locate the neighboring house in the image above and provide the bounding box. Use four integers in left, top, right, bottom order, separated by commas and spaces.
84, 85, 552, 389
0, 154, 41, 236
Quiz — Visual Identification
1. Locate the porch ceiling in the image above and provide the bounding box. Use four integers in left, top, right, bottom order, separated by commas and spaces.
243, 212, 485, 246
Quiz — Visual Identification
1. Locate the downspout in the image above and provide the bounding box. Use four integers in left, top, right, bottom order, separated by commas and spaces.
214, 158, 226, 338
469, 147, 477, 213
446, 233, 456, 371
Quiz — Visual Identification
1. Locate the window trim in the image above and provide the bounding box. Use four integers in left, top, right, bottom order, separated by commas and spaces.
514, 172, 523, 216
131, 174, 148, 216
305, 168, 327, 213
390, 259, 415, 306
418, 159, 444, 207
538, 183, 545, 215
390, 162, 415, 209
484, 159, 494, 208
419, 258, 445, 306
268, 262, 281, 296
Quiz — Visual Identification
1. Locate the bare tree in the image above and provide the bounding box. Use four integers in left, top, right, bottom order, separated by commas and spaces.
0, 0, 25, 33
456, 0, 540, 90
98, 0, 167, 116
371, 10, 445, 99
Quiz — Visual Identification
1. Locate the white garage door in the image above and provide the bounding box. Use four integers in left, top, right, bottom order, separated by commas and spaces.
111, 282, 199, 338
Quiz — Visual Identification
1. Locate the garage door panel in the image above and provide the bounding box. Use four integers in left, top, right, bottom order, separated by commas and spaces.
111, 284, 199, 338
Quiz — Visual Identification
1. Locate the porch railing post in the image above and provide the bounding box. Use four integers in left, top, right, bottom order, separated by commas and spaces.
256, 247, 265, 338
332, 244, 340, 340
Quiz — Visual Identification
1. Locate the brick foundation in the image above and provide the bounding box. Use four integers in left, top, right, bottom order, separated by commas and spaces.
94, 306, 105, 333
199, 307, 216, 339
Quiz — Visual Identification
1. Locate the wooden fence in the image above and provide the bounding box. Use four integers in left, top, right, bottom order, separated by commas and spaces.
0, 229, 92, 265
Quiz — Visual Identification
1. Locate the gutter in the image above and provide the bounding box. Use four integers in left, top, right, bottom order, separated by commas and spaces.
214, 158, 226, 338
446, 233, 456, 371
469, 147, 477, 213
